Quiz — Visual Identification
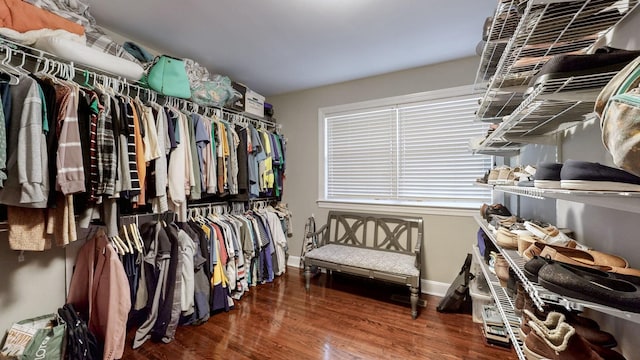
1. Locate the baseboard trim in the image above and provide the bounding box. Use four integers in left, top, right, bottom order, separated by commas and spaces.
288, 256, 449, 297
287, 255, 302, 269
421, 280, 448, 297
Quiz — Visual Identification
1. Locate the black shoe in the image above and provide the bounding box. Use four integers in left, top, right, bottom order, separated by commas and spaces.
560, 159, 640, 191
538, 262, 640, 313
526, 47, 640, 94
534, 162, 563, 189
480, 203, 512, 221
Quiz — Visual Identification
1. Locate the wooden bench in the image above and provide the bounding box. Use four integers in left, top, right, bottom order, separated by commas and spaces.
303, 211, 423, 319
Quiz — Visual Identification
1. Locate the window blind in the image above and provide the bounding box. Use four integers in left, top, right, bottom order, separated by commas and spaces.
323, 91, 492, 208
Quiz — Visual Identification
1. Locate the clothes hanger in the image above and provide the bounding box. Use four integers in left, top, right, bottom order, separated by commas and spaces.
110, 235, 127, 255
121, 225, 134, 253
0, 47, 22, 85
128, 223, 143, 253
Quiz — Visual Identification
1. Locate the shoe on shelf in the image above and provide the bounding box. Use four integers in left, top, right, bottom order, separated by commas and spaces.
496, 227, 532, 249
516, 165, 537, 187
495, 166, 518, 185
518, 35, 598, 58
523, 221, 583, 249
489, 215, 521, 231
523, 312, 621, 356
523, 321, 604, 360
480, 203, 512, 221
535, 162, 564, 189
526, 47, 640, 95
518, 233, 539, 257
524, 255, 640, 288
494, 254, 510, 287
538, 262, 640, 313
560, 159, 640, 191
520, 294, 602, 333
538, 241, 628, 269
475, 169, 491, 184
485, 167, 500, 184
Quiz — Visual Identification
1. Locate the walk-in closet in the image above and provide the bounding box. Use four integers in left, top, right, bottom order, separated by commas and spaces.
1, 1, 639, 359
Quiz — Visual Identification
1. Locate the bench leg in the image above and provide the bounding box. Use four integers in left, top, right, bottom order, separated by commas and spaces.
304, 264, 312, 292
410, 286, 419, 319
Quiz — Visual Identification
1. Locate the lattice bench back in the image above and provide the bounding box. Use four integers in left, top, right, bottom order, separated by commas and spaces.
322, 211, 423, 256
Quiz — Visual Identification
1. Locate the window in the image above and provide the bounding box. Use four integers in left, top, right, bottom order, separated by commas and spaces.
320, 86, 492, 209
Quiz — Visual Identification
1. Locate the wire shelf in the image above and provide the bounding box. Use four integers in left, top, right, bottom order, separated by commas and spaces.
471, 0, 638, 153
474, 214, 640, 324
486, 183, 640, 214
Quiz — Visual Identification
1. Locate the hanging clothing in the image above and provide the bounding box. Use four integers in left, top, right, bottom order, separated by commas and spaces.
0, 75, 48, 208
167, 109, 188, 222
133, 221, 168, 349
96, 89, 116, 196
149, 103, 169, 213
67, 229, 131, 360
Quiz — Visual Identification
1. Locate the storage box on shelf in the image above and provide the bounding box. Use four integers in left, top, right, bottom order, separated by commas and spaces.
471, 244, 525, 360
470, 273, 494, 324
245, 89, 265, 118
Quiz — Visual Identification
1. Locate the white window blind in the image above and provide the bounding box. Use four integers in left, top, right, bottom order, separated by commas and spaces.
323, 90, 492, 208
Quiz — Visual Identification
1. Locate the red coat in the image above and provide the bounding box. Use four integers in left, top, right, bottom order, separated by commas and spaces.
67, 230, 131, 360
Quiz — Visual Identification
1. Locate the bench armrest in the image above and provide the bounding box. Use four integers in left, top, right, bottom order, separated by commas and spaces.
413, 241, 422, 268
306, 223, 328, 247
306, 223, 327, 239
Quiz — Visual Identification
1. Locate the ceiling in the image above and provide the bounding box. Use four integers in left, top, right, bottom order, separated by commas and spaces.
89, 0, 497, 96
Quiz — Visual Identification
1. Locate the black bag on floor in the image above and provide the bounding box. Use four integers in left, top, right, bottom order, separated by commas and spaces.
436, 253, 475, 313
57, 304, 101, 360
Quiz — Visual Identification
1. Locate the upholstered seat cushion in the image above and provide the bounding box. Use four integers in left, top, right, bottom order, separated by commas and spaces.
305, 244, 419, 277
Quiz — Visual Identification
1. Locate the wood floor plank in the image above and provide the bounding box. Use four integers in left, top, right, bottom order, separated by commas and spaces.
122, 268, 516, 360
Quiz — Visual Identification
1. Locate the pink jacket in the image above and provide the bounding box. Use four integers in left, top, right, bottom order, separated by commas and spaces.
67, 230, 131, 360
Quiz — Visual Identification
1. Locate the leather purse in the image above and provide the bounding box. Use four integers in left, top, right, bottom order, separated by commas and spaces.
146, 55, 192, 99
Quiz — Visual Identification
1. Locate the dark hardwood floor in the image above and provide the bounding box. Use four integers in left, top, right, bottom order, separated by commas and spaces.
122, 268, 516, 360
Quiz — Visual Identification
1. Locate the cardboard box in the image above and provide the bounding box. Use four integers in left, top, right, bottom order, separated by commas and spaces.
245, 89, 265, 118
227, 81, 246, 112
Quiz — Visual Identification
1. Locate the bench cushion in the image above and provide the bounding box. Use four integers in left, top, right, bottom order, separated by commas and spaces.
305, 244, 419, 278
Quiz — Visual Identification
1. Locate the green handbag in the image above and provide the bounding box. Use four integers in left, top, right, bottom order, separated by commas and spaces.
146, 55, 192, 99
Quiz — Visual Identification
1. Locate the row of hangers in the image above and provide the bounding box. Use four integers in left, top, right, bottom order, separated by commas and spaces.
109, 222, 144, 255
0, 45, 29, 85
102, 214, 146, 255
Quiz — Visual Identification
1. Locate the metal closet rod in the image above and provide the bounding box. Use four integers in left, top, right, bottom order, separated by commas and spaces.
0, 36, 281, 132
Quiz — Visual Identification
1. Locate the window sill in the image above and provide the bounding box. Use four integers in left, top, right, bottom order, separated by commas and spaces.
317, 200, 479, 217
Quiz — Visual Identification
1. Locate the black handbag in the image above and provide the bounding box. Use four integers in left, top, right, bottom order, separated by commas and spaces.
436, 254, 475, 313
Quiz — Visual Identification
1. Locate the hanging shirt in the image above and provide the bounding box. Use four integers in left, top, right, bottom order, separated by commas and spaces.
247, 125, 266, 198
0, 100, 6, 187
167, 109, 188, 222
235, 125, 249, 194
123, 98, 140, 196
259, 130, 274, 193
87, 90, 100, 200
187, 113, 203, 200
130, 99, 146, 205
95, 90, 116, 196
202, 116, 217, 194
0, 75, 48, 208
149, 103, 169, 213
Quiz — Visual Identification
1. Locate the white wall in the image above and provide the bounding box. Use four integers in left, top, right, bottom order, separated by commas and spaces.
0, 235, 67, 336
269, 56, 484, 286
